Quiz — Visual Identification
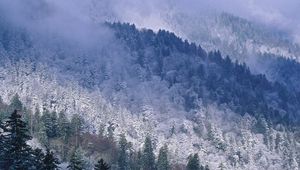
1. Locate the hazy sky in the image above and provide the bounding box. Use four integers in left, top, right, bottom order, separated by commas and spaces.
91, 0, 300, 42
1, 0, 299, 42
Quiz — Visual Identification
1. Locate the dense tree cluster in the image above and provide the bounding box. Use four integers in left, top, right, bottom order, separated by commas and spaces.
0, 95, 211, 169
109, 22, 300, 127
0, 110, 60, 169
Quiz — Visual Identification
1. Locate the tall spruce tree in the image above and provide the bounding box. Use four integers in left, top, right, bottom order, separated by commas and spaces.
95, 159, 110, 170
157, 145, 170, 170
43, 148, 60, 170
136, 150, 143, 170
0, 120, 6, 167
31, 148, 45, 170
186, 154, 202, 170
0, 110, 33, 169
58, 111, 70, 141
9, 94, 23, 111
127, 143, 139, 170
142, 136, 156, 170
58, 111, 70, 161
33, 107, 41, 134
118, 134, 129, 170
50, 111, 59, 138
41, 110, 55, 138
70, 114, 84, 147
68, 148, 85, 170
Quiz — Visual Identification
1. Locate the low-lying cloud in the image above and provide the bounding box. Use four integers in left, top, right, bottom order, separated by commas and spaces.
0, 0, 299, 44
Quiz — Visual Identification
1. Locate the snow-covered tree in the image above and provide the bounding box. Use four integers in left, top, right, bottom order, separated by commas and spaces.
95, 159, 110, 170
68, 148, 86, 170
118, 134, 129, 170
0, 110, 33, 169
186, 154, 201, 170
157, 144, 170, 170
142, 136, 156, 170
43, 148, 60, 170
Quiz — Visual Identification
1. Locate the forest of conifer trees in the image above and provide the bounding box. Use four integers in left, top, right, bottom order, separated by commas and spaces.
0, 94, 209, 170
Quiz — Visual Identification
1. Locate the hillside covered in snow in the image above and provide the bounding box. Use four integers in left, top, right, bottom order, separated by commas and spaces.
0, 0, 299, 169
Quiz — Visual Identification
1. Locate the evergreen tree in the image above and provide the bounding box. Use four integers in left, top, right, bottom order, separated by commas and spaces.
37, 122, 49, 146
157, 145, 170, 170
0, 120, 6, 167
142, 136, 156, 170
136, 150, 143, 170
127, 143, 139, 170
58, 111, 71, 141
128, 150, 142, 170
33, 107, 41, 134
58, 111, 70, 161
40, 111, 60, 139
70, 114, 84, 147
107, 122, 115, 142
68, 148, 85, 170
118, 134, 129, 170
0, 110, 33, 169
9, 94, 22, 111
43, 148, 60, 170
41, 110, 55, 138
186, 154, 201, 170
50, 111, 59, 137
31, 148, 45, 170
23, 109, 34, 135
95, 159, 110, 170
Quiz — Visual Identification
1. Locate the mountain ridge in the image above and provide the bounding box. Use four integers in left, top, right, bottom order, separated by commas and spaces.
0, 17, 299, 169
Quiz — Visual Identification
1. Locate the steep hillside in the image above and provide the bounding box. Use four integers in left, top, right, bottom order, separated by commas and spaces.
164, 12, 300, 93
0, 15, 299, 169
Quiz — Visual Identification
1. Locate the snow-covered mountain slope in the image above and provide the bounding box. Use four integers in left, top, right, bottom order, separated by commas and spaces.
0, 2, 299, 169
162, 12, 300, 93
0, 60, 299, 170
0, 17, 300, 169
165, 13, 300, 62
88, 2, 300, 92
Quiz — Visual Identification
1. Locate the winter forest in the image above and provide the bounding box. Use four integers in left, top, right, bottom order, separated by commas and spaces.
0, 0, 300, 170
0, 95, 209, 169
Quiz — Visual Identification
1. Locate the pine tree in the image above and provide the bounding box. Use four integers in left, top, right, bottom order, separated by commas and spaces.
31, 148, 45, 170
41, 110, 54, 138
58, 111, 70, 161
118, 134, 129, 170
68, 148, 85, 170
50, 111, 59, 137
37, 122, 49, 146
33, 107, 41, 134
95, 159, 110, 170
0, 120, 6, 167
107, 122, 115, 142
130, 150, 143, 170
137, 150, 143, 170
186, 154, 201, 170
43, 148, 60, 170
58, 111, 70, 141
9, 94, 23, 111
127, 143, 139, 170
32, 108, 41, 135
40, 111, 60, 139
70, 114, 84, 147
0, 110, 33, 169
157, 145, 170, 170
142, 136, 156, 170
